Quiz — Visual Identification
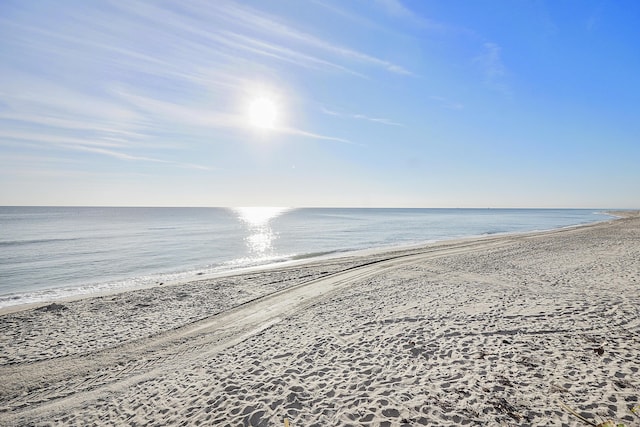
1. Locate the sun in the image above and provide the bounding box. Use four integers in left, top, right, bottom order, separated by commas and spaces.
248, 96, 278, 129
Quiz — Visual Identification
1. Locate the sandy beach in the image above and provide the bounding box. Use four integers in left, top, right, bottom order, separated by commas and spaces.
1, 213, 639, 426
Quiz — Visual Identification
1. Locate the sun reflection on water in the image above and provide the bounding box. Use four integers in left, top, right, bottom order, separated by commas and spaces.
234, 207, 290, 256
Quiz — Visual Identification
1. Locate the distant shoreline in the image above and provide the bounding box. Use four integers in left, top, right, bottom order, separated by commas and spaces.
0, 209, 619, 314
605, 210, 640, 218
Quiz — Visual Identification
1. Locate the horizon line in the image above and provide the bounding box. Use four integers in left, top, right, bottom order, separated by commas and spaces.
0, 205, 633, 210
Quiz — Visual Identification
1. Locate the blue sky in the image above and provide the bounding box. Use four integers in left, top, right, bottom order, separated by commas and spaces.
1, 0, 638, 208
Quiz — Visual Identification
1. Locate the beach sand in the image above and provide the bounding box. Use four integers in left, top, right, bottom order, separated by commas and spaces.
1, 213, 639, 426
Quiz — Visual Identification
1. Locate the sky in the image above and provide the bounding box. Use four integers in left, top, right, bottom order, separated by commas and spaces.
1, 0, 639, 208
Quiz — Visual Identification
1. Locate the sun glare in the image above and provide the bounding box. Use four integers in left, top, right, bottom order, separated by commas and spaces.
248, 96, 278, 129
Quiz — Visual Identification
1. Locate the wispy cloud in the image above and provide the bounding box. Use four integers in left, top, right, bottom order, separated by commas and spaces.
1, 0, 378, 184
311, 0, 388, 32
0, 71, 138, 124
116, 90, 245, 130
352, 114, 404, 127
199, 0, 413, 75
65, 145, 211, 170
0, 129, 211, 170
321, 107, 404, 127
218, 31, 367, 77
430, 96, 464, 110
0, 130, 128, 149
107, 1, 369, 78
119, 90, 353, 145
277, 127, 355, 145
476, 43, 505, 79
0, 73, 195, 167
373, 0, 460, 33
474, 42, 512, 96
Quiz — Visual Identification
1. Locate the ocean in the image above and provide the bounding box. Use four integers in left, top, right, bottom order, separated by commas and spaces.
0, 207, 612, 308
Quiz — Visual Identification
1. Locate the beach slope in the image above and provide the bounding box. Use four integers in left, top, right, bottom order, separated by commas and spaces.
1, 214, 639, 426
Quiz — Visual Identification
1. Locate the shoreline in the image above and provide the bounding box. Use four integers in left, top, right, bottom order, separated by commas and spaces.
0, 211, 621, 316
1, 212, 639, 425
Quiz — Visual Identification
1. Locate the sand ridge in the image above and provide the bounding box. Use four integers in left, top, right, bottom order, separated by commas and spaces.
1, 215, 639, 426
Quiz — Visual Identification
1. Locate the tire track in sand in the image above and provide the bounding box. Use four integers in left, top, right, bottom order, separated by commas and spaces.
1, 236, 519, 421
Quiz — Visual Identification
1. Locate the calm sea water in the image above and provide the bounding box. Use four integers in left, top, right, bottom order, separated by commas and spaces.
0, 207, 612, 308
